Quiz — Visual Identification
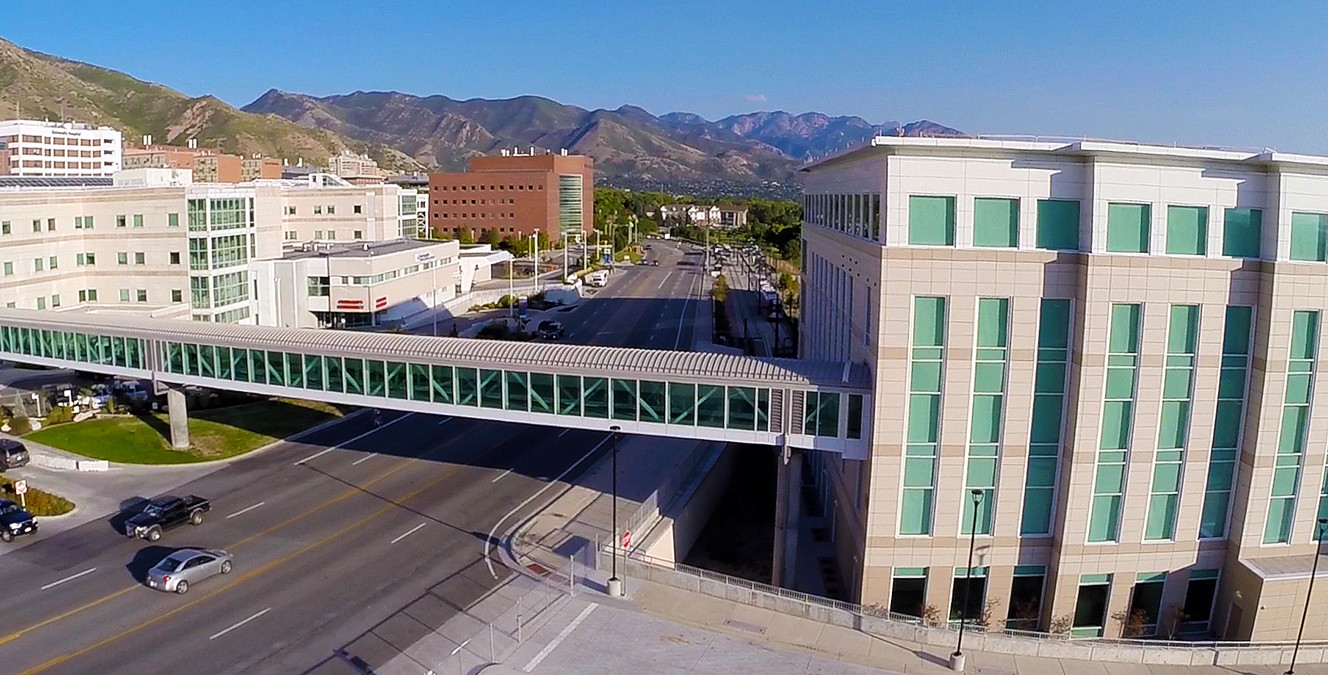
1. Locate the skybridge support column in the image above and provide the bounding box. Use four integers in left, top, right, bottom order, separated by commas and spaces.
166, 385, 189, 449
772, 441, 802, 588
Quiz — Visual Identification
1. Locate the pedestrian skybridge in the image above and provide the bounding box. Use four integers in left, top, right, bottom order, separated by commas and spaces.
0, 309, 871, 456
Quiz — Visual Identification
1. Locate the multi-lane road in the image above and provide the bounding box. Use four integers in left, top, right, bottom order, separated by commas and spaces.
0, 241, 703, 674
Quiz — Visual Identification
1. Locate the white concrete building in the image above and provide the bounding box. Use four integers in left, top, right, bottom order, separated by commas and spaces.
0, 119, 122, 176
0, 172, 449, 327
800, 135, 1328, 641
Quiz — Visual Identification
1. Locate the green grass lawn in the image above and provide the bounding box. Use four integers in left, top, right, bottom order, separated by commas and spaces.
26, 398, 347, 465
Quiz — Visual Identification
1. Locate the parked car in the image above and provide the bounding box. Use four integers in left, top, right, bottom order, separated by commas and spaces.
536, 321, 566, 340
146, 548, 233, 594
124, 495, 211, 541
587, 270, 608, 287
0, 499, 37, 542
0, 439, 30, 471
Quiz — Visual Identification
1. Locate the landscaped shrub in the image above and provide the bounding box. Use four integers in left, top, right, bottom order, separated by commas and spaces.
0, 479, 74, 516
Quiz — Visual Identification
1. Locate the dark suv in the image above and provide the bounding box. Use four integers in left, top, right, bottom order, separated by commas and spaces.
0, 440, 29, 471
536, 321, 565, 340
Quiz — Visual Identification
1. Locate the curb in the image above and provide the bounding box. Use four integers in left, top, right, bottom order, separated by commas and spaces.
21, 408, 366, 472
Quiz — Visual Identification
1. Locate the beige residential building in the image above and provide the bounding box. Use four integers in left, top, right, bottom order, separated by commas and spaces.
799, 136, 1328, 642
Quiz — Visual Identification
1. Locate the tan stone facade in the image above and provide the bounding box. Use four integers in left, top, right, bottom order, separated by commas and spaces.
800, 137, 1328, 642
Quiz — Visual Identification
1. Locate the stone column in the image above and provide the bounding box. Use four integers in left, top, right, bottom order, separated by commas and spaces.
166, 385, 189, 449
771, 443, 802, 588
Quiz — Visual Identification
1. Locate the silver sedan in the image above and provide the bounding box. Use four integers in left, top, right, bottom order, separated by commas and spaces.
145, 548, 233, 594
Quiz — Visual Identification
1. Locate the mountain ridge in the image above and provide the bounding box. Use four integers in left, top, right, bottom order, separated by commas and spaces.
243, 89, 963, 196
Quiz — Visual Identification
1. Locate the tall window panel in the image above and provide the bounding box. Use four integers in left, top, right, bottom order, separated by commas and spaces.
902, 297, 946, 535
965, 298, 1008, 535
1265, 310, 1318, 543
1199, 306, 1252, 539
1145, 305, 1198, 540
1021, 299, 1071, 536
1090, 303, 1141, 543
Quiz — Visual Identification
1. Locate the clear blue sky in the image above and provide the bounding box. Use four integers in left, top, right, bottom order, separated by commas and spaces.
6, 0, 1328, 152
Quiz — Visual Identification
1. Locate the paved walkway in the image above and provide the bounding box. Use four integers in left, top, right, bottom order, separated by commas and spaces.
503, 449, 1328, 675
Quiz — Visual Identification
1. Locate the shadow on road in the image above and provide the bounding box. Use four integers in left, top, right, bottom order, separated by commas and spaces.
125, 545, 180, 583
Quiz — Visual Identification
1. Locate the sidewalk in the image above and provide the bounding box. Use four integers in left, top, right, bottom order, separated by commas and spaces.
505, 450, 1328, 675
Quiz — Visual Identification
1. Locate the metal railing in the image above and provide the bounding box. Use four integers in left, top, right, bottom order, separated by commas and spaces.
618, 549, 1328, 657
618, 441, 717, 549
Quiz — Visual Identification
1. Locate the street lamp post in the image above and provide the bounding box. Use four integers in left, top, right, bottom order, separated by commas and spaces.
531, 232, 540, 294
607, 425, 623, 597
431, 261, 439, 337
1287, 517, 1328, 675
951, 489, 984, 672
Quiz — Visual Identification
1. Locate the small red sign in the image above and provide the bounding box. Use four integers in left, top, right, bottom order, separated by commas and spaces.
621, 530, 631, 549
375, 297, 389, 309
13, 480, 27, 495
336, 300, 364, 309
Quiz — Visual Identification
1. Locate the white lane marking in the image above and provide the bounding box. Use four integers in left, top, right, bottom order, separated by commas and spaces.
209, 608, 271, 640
672, 272, 699, 350
294, 413, 413, 465
485, 435, 613, 578
523, 604, 598, 672
491, 468, 514, 483
557, 428, 571, 438
390, 523, 426, 544
351, 453, 376, 466
656, 272, 672, 289
437, 417, 453, 425
225, 502, 265, 519
40, 567, 97, 591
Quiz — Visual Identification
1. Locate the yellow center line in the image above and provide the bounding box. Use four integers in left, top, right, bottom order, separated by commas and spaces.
0, 417, 486, 650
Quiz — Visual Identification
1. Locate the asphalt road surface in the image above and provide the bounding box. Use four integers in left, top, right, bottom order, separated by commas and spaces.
0, 239, 704, 674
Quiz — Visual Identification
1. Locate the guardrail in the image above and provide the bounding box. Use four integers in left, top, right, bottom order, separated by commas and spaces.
611, 549, 1328, 667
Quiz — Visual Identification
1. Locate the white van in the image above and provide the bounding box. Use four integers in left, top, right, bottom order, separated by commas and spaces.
587, 270, 609, 287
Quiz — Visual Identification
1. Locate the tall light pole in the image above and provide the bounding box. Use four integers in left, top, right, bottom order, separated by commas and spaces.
952, 489, 983, 672
607, 425, 623, 597
431, 259, 439, 337
1288, 517, 1328, 675
531, 231, 540, 294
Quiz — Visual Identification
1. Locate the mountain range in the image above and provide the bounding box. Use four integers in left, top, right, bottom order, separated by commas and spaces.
243, 89, 961, 196
0, 36, 962, 196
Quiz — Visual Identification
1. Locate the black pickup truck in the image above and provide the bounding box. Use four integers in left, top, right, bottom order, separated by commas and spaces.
0, 499, 36, 542
124, 495, 211, 541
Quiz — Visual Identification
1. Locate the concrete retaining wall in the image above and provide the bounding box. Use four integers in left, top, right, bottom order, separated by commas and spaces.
31, 453, 107, 472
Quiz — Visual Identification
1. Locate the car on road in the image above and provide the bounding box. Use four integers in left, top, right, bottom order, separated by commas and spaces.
124, 495, 211, 541
0, 439, 29, 471
146, 548, 233, 594
536, 320, 566, 340
0, 499, 37, 542
587, 270, 608, 287
648, 260, 661, 266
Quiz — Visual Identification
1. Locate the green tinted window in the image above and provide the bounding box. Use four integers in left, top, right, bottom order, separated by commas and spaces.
528, 372, 553, 413
1107, 203, 1150, 253
913, 297, 946, 346
1036, 200, 1080, 251
973, 198, 1018, 247
1223, 208, 1261, 258
1166, 205, 1207, 255
1291, 212, 1328, 261
908, 196, 955, 246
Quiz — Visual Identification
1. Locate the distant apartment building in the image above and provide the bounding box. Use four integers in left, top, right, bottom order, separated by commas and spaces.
327, 152, 383, 185
427, 150, 593, 241
241, 155, 283, 181
659, 203, 747, 228
0, 119, 122, 176
0, 171, 445, 327
122, 142, 246, 183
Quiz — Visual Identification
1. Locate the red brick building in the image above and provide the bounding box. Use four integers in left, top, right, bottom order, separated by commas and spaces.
428, 152, 592, 241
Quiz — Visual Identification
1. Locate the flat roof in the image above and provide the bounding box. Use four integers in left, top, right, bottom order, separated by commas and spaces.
0, 176, 114, 188
801, 135, 1328, 172
1242, 554, 1328, 581
282, 238, 447, 260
